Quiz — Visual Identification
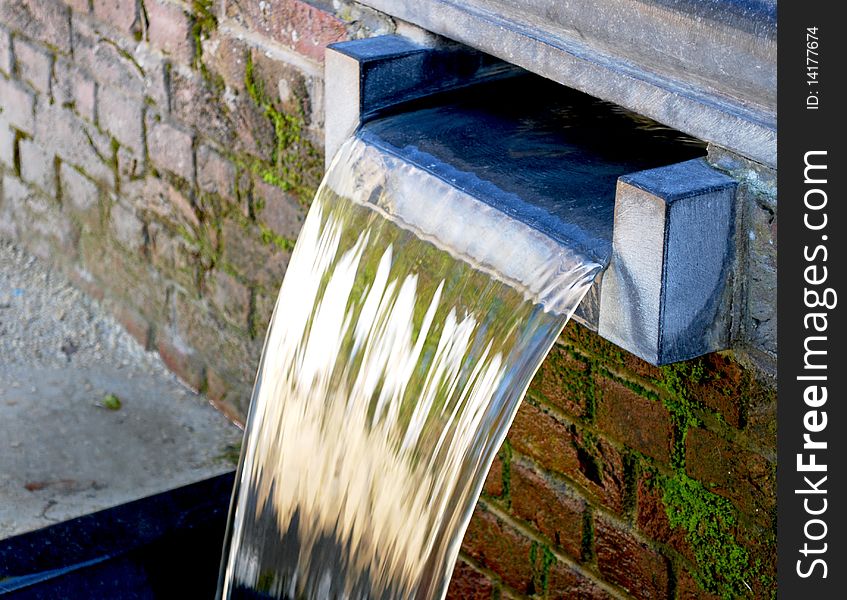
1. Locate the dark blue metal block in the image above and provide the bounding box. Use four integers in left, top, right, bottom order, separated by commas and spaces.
325, 35, 742, 365
0, 472, 234, 598
599, 159, 738, 364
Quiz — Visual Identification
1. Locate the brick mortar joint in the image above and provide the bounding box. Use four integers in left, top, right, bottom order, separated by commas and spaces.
477, 499, 628, 600
555, 340, 775, 462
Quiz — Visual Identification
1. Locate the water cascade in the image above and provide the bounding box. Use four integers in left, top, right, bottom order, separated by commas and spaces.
217, 66, 715, 599
217, 133, 600, 598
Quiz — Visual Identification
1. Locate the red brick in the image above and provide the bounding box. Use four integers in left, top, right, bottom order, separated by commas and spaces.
508, 403, 577, 475
114, 305, 152, 349
147, 117, 194, 181
209, 269, 251, 329
19, 139, 55, 195
73, 17, 169, 107
145, 0, 193, 64
594, 514, 669, 599
461, 507, 534, 594
93, 0, 139, 34
735, 520, 776, 599
0, 27, 11, 75
446, 560, 495, 600
53, 59, 97, 122
117, 145, 145, 181
253, 291, 278, 334
0, 0, 71, 54
560, 321, 622, 363
99, 85, 144, 154
0, 175, 24, 239
157, 330, 205, 392
127, 176, 199, 232
745, 381, 776, 455
200, 29, 249, 91
685, 428, 775, 526
206, 368, 229, 404
225, 0, 347, 63
508, 403, 626, 512
206, 370, 251, 425
635, 471, 695, 563
249, 45, 312, 120
135, 45, 170, 109
253, 178, 304, 239
0, 78, 35, 133
529, 343, 593, 419
197, 144, 236, 200
35, 102, 114, 187
110, 201, 145, 253
12, 38, 52, 94
675, 566, 721, 600
595, 375, 672, 463
620, 351, 666, 382
546, 559, 614, 599
146, 220, 197, 291
687, 353, 744, 427
169, 66, 275, 162
482, 453, 504, 498
76, 76, 96, 122
561, 322, 664, 383
0, 175, 21, 239
73, 17, 141, 94
222, 219, 290, 291
1, 180, 75, 260
509, 460, 584, 560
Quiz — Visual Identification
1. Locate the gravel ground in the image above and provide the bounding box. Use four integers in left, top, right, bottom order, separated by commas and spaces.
0, 240, 164, 371
0, 239, 243, 539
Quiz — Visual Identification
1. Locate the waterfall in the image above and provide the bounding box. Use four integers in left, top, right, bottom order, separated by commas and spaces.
217, 135, 602, 600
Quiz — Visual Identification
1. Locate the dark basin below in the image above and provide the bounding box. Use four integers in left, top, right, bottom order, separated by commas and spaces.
0, 472, 235, 599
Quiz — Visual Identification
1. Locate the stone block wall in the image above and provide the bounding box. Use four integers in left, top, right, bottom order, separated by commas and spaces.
0, 1, 776, 598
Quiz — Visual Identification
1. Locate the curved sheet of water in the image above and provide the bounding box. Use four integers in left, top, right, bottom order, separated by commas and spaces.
217, 136, 602, 599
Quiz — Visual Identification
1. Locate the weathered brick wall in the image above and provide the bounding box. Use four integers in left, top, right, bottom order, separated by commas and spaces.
0, 0, 392, 419
449, 322, 776, 599
0, 1, 776, 598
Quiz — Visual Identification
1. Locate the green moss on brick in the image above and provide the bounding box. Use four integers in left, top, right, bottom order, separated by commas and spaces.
581, 508, 594, 562
622, 451, 639, 517
529, 541, 556, 595
500, 440, 512, 507
661, 471, 755, 599
258, 222, 296, 252
176, 222, 220, 272
658, 362, 704, 468
191, 0, 226, 94
561, 322, 623, 363
244, 53, 322, 207
571, 426, 604, 487
533, 345, 596, 422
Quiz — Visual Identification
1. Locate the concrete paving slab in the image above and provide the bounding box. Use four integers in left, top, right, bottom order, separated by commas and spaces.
0, 240, 243, 539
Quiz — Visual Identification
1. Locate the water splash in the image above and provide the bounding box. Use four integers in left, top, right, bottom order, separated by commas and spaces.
217, 137, 602, 599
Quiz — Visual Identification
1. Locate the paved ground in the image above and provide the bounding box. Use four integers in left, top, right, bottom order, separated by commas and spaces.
0, 239, 243, 540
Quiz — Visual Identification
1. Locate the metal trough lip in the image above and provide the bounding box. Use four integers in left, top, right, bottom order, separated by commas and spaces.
355, 0, 777, 166
326, 35, 739, 365
355, 74, 706, 267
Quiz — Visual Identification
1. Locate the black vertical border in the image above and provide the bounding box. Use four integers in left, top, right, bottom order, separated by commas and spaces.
777, 2, 846, 596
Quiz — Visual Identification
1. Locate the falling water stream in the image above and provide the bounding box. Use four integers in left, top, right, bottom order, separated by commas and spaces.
216, 135, 603, 599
